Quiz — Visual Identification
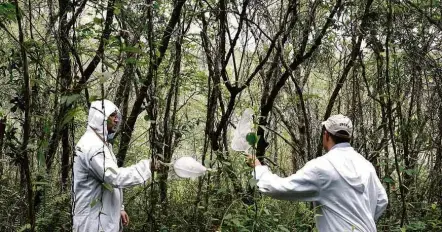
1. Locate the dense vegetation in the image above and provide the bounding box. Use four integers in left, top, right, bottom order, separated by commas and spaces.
1, 0, 442, 231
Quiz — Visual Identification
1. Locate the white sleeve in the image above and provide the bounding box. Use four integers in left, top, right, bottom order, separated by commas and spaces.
253, 161, 321, 201
120, 189, 125, 211
88, 149, 152, 188
374, 177, 388, 220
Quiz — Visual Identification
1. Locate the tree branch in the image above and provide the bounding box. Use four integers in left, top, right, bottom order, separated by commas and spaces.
75, 0, 116, 92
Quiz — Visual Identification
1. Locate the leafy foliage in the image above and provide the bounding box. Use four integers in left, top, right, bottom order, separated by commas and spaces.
1, 0, 442, 231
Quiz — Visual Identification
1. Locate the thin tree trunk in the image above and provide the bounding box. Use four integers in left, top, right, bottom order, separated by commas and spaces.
159, 33, 183, 204
114, 26, 138, 110
45, 0, 74, 172
58, 0, 73, 191
385, 0, 407, 225
15, 0, 35, 229
0, 117, 6, 178
431, 103, 442, 205
291, 73, 312, 161
61, 128, 70, 190
194, 5, 215, 218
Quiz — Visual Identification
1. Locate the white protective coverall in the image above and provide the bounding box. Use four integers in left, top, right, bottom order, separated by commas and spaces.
73, 100, 152, 232
254, 143, 388, 232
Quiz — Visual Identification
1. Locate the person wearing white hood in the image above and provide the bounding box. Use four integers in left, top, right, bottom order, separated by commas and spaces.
247, 114, 388, 231
73, 100, 156, 232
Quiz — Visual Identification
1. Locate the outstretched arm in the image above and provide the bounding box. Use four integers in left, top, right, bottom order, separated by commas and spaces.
248, 155, 322, 201
88, 149, 152, 188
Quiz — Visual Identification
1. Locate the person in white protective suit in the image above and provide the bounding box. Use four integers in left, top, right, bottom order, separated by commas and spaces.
73, 100, 155, 232
247, 114, 388, 232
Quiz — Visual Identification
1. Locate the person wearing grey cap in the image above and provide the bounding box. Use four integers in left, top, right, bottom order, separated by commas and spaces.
247, 114, 388, 232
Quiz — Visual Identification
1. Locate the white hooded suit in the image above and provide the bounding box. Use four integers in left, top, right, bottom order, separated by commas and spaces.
73, 100, 152, 232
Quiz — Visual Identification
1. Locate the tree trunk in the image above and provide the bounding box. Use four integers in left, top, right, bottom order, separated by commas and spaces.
385, 0, 407, 225
15, 0, 35, 229
58, 0, 73, 191
257, 0, 342, 160
61, 128, 70, 190
117, 0, 187, 167
0, 117, 6, 178
316, 0, 373, 158
159, 32, 183, 204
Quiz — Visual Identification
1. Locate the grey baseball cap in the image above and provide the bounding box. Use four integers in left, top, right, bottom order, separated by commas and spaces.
321, 114, 353, 138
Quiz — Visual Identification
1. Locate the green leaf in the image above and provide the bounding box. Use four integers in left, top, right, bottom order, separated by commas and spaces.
263, 208, 270, 215
303, 93, 321, 100
383, 176, 395, 183
221, 160, 231, 166
93, 17, 103, 24
114, 4, 121, 15
126, 57, 138, 64
35, 181, 50, 186
0, 3, 17, 22
432, 203, 437, 210
231, 218, 241, 227
224, 214, 232, 220
90, 198, 99, 208
17, 224, 31, 232
249, 178, 258, 188
102, 183, 113, 192
121, 46, 142, 54
153, 1, 159, 9
102, 59, 116, 69
61, 106, 83, 127
37, 151, 46, 168
89, 95, 100, 102
278, 225, 291, 232
404, 169, 415, 176
43, 123, 51, 134
246, 132, 258, 146
60, 94, 81, 106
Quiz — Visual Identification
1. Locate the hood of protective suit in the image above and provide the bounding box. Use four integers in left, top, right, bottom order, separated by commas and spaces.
326, 143, 370, 193
87, 100, 121, 139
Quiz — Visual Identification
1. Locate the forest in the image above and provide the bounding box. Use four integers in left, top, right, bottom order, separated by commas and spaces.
1, 0, 442, 231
